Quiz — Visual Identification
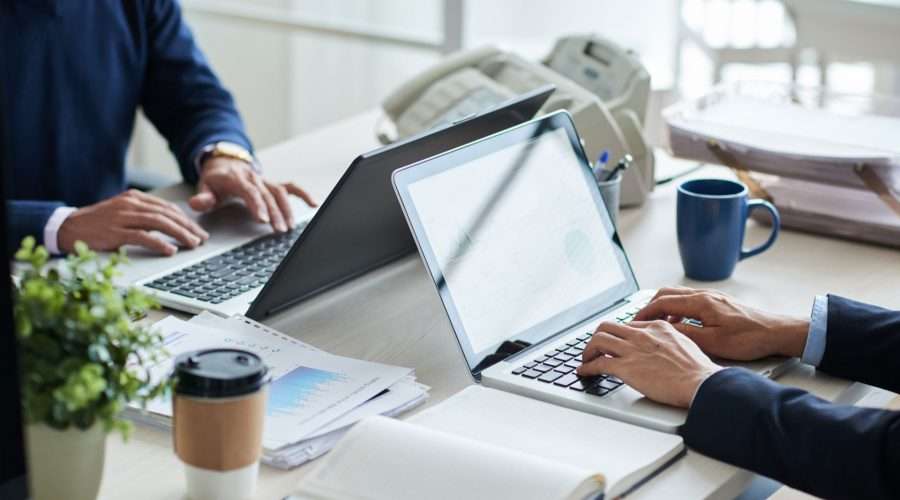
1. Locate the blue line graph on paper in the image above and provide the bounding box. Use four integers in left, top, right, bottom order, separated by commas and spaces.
268, 366, 349, 418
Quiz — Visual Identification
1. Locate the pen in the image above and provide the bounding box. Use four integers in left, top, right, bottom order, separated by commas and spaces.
593, 149, 610, 181
601, 154, 633, 182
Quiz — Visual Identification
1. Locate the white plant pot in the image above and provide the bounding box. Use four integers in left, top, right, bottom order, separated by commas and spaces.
25, 422, 107, 500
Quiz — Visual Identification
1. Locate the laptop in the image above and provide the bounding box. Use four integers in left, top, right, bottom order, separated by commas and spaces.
391, 111, 796, 433
123, 85, 555, 321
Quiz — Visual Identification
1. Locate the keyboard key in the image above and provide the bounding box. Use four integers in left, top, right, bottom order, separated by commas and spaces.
211, 268, 233, 279
543, 359, 562, 368
237, 276, 257, 286
554, 373, 579, 387
553, 365, 574, 374
577, 333, 592, 341
587, 386, 610, 396
564, 360, 581, 369
512, 367, 526, 375
554, 353, 573, 362
532, 364, 553, 373
535, 356, 548, 363
524, 362, 537, 369
521, 370, 542, 379
565, 340, 581, 347
538, 371, 563, 383
565, 347, 582, 356
569, 381, 585, 391
598, 379, 619, 391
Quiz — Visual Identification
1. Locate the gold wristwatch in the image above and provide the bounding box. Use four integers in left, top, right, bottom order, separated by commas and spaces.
200, 141, 257, 169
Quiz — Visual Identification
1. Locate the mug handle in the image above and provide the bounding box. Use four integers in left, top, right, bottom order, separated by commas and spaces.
740, 199, 780, 260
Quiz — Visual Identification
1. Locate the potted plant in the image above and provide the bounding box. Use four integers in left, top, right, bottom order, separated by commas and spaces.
13, 237, 170, 500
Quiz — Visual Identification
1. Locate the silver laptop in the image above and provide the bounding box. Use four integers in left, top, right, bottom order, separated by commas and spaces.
391, 111, 796, 433
115, 87, 555, 319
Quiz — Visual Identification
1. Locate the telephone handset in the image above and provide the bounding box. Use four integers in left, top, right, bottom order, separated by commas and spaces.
379, 37, 655, 206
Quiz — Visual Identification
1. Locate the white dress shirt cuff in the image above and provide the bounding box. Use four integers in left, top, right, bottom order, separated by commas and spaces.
801, 295, 829, 366
43, 206, 77, 255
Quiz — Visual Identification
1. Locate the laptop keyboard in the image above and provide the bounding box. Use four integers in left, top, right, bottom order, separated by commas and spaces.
510, 304, 643, 397
145, 223, 307, 305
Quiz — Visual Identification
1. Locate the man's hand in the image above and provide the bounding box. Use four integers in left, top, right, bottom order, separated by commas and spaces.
189, 157, 316, 233
58, 190, 209, 256
577, 320, 723, 408
633, 287, 809, 361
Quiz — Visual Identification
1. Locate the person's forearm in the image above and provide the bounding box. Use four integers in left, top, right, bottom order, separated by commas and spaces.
682, 368, 900, 499
141, 0, 252, 185
771, 315, 810, 358
818, 295, 900, 393
7, 200, 65, 253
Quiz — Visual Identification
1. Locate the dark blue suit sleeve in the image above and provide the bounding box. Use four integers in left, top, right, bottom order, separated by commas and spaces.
6, 200, 64, 252
681, 368, 900, 500
140, 0, 253, 184
818, 295, 900, 393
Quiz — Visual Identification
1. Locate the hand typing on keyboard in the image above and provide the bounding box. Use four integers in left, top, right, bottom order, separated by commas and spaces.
633, 287, 810, 361
577, 320, 723, 409
190, 157, 317, 234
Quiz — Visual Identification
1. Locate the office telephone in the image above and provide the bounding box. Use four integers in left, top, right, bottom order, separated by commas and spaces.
379, 36, 655, 206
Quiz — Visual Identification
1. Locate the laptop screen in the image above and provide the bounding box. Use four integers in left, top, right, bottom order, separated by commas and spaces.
394, 112, 638, 375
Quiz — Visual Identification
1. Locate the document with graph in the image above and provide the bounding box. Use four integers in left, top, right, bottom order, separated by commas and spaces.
127, 315, 413, 451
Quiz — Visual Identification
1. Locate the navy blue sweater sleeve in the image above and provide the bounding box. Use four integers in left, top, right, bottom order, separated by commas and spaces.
818, 295, 900, 393
140, 0, 252, 184
681, 368, 900, 500
7, 200, 64, 252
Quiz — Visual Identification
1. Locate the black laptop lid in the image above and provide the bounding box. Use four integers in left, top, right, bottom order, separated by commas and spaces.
247, 86, 555, 320
0, 70, 29, 499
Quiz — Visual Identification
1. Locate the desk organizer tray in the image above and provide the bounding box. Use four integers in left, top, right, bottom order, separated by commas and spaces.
663, 81, 900, 248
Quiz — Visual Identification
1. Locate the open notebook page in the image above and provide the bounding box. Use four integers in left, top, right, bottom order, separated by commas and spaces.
410, 386, 684, 498
293, 416, 602, 500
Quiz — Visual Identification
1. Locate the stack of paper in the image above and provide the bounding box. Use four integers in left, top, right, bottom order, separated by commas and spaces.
125, 313, 429, 469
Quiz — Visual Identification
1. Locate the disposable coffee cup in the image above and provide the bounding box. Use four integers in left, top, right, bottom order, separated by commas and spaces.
172, 349, 269, 500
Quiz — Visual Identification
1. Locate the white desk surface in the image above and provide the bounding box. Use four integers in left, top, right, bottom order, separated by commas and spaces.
99, 110, 900, 500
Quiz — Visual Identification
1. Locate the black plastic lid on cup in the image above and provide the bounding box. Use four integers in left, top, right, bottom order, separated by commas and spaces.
173, 349, 269, 398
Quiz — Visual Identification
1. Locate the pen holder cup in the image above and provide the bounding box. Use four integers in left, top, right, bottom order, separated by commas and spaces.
596, 175, 622, 227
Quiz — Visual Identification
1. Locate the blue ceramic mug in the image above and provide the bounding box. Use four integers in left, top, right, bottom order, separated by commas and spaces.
677, 179, 780, 281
